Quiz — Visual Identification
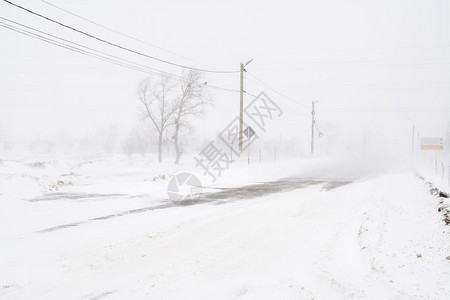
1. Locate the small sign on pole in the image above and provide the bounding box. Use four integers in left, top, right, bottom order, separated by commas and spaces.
243, 126, 256, 164
420, 137, 444, 151
243, 126, 255, 139
448, 166, 450, 187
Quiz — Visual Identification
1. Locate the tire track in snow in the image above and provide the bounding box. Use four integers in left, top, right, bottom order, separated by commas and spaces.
36, 178, 354, 233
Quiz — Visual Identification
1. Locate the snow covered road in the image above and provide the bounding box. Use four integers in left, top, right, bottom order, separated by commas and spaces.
1, 161, 450, 299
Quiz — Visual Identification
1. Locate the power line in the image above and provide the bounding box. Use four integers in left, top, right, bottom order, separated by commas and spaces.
263, 61, 450, 71
1, 16, 242, 93
281, 86, 450, 91
246, 71, 309, 108
0, 16, 185, 79
0, 20, 181, 78
0, 17, 243, 94
243, 91, 258, 98
276, 81, 450, 87
274, 104, 450, 115
0, 22, 151, 74
38, 0, 213, 70
248, 76, 450, 92
206, 84, 240, 93
320, 108, 450, 112
2, 0, 239, 74
284, 56, 450, 66
298, 43, 450, 53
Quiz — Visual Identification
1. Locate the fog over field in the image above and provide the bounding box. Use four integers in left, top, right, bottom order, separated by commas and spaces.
1, 0, 449, 157
1, 0, 450, 299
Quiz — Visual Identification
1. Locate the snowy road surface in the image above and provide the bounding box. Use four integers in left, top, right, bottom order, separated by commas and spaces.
29, 178, 353, 233
1, 159, 450, 299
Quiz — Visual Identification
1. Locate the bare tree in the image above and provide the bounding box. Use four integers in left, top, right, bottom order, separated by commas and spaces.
172, 70, 211, 164
137, 75, 177, 163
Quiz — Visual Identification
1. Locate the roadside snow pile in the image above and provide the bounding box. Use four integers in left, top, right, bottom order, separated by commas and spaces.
0, 160, 50, 200
324, 173, 450, 299
422, 179, 450, 227
0, 174, 40, 199
415, 157, 450, 195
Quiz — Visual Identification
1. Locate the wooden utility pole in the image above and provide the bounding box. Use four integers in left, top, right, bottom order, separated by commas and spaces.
248, 136, 250, 164
239, 62, 244, 152
311, 101, 316, 156
259, 146, 261, 163
239, 59, 253, 152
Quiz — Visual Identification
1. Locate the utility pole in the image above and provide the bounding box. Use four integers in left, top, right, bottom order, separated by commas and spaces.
363, 132, 367, 154
435, 153, 438, 175
230, 141, 234, 163
239, 63, 244, 152
311, 101, 316, 156
274, 145, 277, 161
259, 146, 261, 163
407, 118, 416, 157
248, 136, 250, 164
239, 59, 253, 152
417, 130, 420, 151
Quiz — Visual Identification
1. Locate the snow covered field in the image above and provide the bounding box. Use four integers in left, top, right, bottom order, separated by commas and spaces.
1, 155, 450, 299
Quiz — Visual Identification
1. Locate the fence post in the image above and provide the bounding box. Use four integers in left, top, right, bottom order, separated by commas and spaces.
259, 147, 261, 163
435, 157, 438, 175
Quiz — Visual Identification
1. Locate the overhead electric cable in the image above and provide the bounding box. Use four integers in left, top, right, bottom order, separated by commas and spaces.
0, 16, 186, 80
0, 18, 241, 93
246, 71, 309, 108
0, 22, 155, 74
38, 0, 213, 69
2, 0, 240, 74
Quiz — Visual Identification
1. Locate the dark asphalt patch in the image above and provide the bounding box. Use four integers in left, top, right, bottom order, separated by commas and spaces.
29, 192, 149, 202
36, 177, 354, 233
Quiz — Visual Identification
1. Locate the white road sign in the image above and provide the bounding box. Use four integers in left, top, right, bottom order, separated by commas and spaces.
420, 137, 444, 150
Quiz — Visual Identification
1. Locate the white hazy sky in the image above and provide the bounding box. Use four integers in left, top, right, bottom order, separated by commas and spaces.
1, 0, 449, 150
